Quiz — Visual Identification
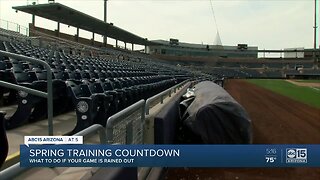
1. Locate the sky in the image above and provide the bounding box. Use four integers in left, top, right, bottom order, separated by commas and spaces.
0, 0, 318, 52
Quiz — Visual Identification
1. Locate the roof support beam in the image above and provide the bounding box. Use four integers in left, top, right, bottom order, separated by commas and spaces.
92, 32, 95, 46
32, 14, 35, 25
103, 0, 108, 45
57, 22, 60, 37
76, 27, 79, 42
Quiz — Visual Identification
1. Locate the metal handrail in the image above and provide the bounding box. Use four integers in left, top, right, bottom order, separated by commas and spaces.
106, 99, 145, 144
145, 80, 188, 115
0, 124, 106, 180
74, 124, 107, 144
0, 50, 53, 135
0, 163, 26, 180
0, 81, 47, 98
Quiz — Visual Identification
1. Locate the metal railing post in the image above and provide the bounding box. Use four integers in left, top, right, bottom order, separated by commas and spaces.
47, 68, 53, 136
160, 95, 164, 104
140, 100, 146, 144
126, 122, 133, 144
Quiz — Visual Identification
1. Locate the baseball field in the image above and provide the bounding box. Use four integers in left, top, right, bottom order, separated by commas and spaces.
247, 79, 320, 108
167, 79, 320, 180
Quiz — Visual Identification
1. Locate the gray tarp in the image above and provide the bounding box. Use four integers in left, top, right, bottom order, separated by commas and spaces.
179, 81, 252, 144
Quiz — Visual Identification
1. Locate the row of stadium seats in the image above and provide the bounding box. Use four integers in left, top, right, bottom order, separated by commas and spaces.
67, 76, 177, 133
0, 39, 187, 132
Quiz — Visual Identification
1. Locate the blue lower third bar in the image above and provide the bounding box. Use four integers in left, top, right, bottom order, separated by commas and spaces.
20, 145, 320, 167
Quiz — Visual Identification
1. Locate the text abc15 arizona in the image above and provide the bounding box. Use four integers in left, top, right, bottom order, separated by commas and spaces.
286, 148, 307, 163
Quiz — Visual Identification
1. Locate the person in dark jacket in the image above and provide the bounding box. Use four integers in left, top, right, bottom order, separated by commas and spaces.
0, 112, 8, 168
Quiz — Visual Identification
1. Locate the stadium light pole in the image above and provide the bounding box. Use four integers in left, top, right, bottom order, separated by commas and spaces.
103, 0, 108, 45
319, 0, 320, 62
314, 0, 318, 62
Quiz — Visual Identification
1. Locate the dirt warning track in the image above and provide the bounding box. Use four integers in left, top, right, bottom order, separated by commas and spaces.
166, 79, 320, 180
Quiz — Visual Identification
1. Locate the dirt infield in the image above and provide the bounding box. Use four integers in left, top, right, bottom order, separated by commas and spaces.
286, 80, 320, 88
166, 79, 320, 180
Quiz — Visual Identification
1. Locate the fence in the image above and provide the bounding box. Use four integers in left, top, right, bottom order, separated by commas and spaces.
0, 19, 29, 36
106, 100, 145, 144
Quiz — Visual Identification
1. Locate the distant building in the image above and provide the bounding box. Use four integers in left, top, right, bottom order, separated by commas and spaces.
146, 39, 258, 58
284, 47, 304, 58
304, 48, 320, 59
284, 47, 320, 59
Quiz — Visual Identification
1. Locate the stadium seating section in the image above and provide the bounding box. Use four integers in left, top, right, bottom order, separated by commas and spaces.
0, 35, 190, 132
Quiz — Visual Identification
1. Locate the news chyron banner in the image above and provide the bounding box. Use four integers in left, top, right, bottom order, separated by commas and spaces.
21, 136, 320, 167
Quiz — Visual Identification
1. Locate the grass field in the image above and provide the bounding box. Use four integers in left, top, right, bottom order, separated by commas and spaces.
246, 79, 320, 108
